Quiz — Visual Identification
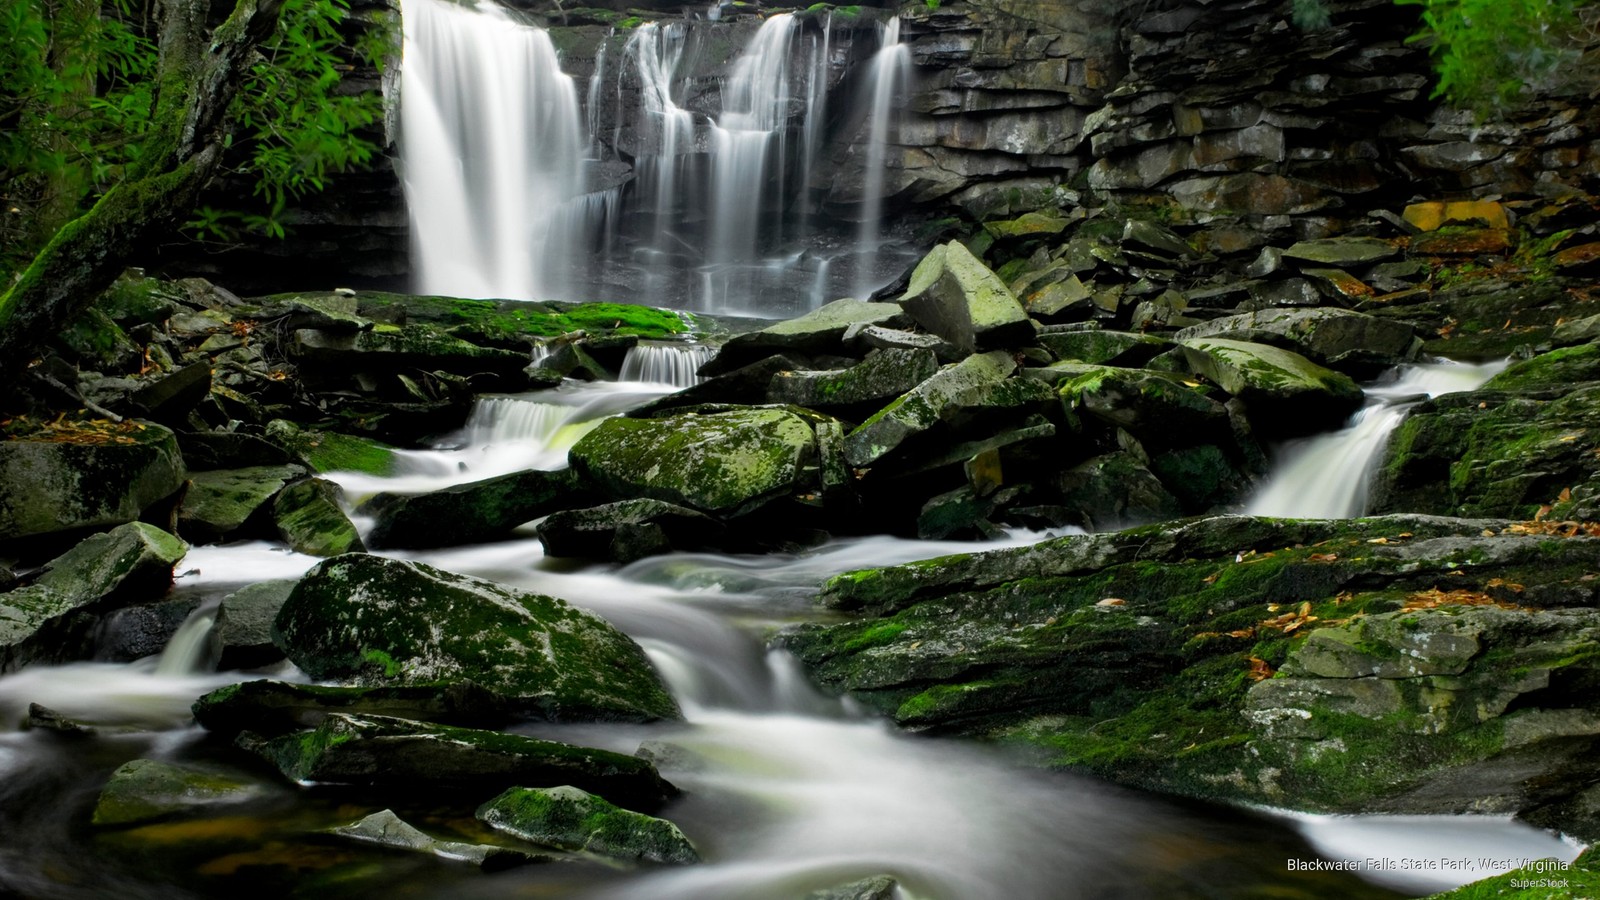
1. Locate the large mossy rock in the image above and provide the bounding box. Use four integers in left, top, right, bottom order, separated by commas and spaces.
274, 554, 678, 722
699, 300, 907, 377
178, 465, 305, 542
0, 421, 185, 542
897, 241, 1034, 354
844, 351, 1016, 468
476, 785, 699, 865
92, 758, 269, 826
244, 713, 677, 809
767, 348, 941, 410
272, 478, 363, 557
1175, 308, 1419, 375
365, 467, 590, 549
1178, 337, 1364, 436
0, 522, 186, 671
289, 325, 530, 377
1373, 383, 1600, 519
569, 408, 816, 516
783, 513, 1600, 838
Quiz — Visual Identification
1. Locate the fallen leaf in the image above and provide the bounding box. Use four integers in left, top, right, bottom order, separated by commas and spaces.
1309, 552, 1339, 562
1247, 656, 1275, 681
1096, 598, 1126, 607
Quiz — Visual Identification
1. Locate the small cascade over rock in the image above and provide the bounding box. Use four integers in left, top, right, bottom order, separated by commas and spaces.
153, 604, 218, 676
619, 342, 715, 387
1245, 359, 1507, 519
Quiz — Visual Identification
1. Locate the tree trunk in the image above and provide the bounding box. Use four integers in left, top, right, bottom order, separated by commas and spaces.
0, 0, 284, 382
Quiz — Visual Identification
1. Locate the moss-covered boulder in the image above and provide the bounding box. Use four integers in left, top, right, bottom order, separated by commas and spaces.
783, 514, 1600, 837
898, 241, 1034, 354
244, 713, 677, 809
272, 478, 363, 557
767, 348, 941, 411
1481, 341, 1600, 392
289, 325, 530, 377
0, 420, 185, 542
1036, 330, 1171, 367
570, 408, 816, 516
273, 554, 678, 722
0, 522, 186, 671
1372, 384, 1600, 519
536, 499, 719, 563
844, 351, 1016, 468
265, 420, 399, 477
476, 785, 699, 865
364, 467, 590, 549
1059, 366, 1229, 447
806, 876, 899, 900
1175, 308, 1420, 375
1054, 452, 1183, 530
194, 679, 517, 737
330, 809, 546, 868
178, 465, 305, 542
1178, 337, 1364, 436
92, 758, 269, 827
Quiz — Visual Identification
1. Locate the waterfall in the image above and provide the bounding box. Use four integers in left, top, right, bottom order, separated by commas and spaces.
1244, 359, 1507, 519
855, 17, 911, 299
153, 605, 217, 676
619, 342, 716, 387
400, 0, 595, 300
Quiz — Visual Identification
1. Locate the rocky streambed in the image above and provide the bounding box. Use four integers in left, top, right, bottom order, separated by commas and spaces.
3, 193, 1600, 897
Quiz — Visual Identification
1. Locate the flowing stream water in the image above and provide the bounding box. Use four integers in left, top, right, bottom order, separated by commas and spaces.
0, 353, 1577, 899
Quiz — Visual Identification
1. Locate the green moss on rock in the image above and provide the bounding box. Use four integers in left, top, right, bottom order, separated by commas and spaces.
476, 785, 699, 864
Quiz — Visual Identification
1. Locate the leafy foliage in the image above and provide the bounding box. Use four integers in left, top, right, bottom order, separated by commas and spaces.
1395, 0, 1594, 117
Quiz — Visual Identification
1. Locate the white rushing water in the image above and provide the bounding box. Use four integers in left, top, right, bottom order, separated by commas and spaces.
618, 341, 716, 387
401, 0, 599, 300
1245, 359, 1508, 518
854, 17, 911, 300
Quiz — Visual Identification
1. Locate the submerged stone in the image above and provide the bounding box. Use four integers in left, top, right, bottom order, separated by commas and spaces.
274, 553, 678, 722
330, 809, 548, 869
570, 408, 815, 516
476, 785, 699, 865
245, 713, 677, 809
92, 758, 269, 826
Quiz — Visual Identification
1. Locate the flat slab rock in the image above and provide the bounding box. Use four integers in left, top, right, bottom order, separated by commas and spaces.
330, 809, 549, 869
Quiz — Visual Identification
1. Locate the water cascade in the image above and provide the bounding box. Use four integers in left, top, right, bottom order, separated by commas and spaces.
854, 17, 911, 299
401, 0, 599, 300
151, 604, 218, 676
618, 341, 716, 387
1245, 359, 1508, 518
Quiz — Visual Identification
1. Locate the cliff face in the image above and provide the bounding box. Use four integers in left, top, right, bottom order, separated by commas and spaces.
165, 0, 1600, 295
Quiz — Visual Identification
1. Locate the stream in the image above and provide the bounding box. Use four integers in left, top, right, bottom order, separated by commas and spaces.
0, 358, 1578, 899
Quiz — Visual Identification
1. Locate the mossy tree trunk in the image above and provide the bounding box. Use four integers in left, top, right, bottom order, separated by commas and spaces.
0, 0, 284, 381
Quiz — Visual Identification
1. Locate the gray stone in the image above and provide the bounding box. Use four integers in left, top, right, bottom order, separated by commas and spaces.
1055, 452, 1183, 530
1178, 338, 1364, 435
536, 499, 719, 562
1174, 308, 1419, 374
366, 467, 588, 550
477, 785, 699, 865
290, 326, 529, 377
1037, 330, 1172, 367
273, 478, 363, 557
179, 465, 305, 542
210, 580, 297, 670
768, 349, 941, 409
193, 678, 517, 737
844, 351, 1016, 467
330, 809, 547, 868
805, 875, 899, 900
1282, 237, 1399, 267
700, 301, 908, 376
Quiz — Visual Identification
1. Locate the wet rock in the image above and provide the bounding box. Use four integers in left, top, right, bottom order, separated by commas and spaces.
1281, 237, 1398, 267
805, 875, 899, 900
767, 349, 940, 411
845, 324, 960, 361
0, 523, 187, 672
290, 325, 530, 378
476, 785, 699, 865
178, 465, 305, 543
365, 468, 590, 550
1055, 452, 1183, 530
274, 554, 679, 722
176, 430, 295, 470
210, 580, 297, 670
330, 809, 548, 868
897, 241, 1034, 354
23, 703, 97, 735
633, 354, 809, 417
92, 758, 269, 826
128, 362, 213, 426
1175, 308, 1420, 376
1036, 330, 1172, 367
844, 351, 1016, 467
1178, 338, 1364, 437
0, 421, 186, 542
193, 678, 515, 737
536, 500, 719, 563
1482, 341, 1600, 391
265, 420, 399, 477
1060, 367, 1230, 450
273, 478, 363, 557
700, 301, 907, 377
570, 408, 816, 517
244, 713, 677, 809
96, 595, 203, 662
